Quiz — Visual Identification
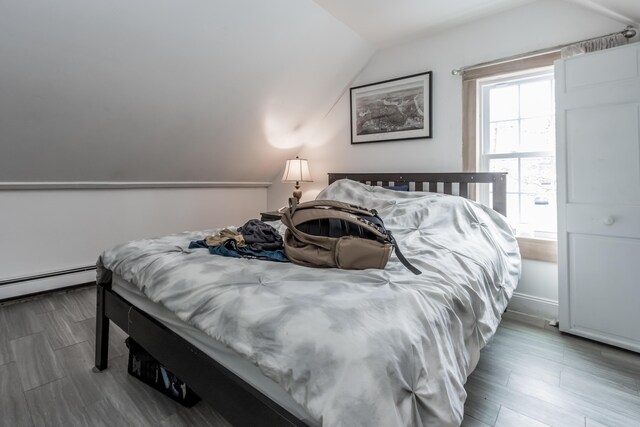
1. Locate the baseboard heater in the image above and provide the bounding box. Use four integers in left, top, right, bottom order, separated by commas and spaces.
0, 265, 97, 287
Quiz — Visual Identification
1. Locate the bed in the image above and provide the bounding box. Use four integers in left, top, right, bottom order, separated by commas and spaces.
93, 172, 519, 427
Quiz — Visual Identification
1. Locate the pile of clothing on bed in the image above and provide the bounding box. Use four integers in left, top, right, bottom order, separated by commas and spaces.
188, 219, 288, 262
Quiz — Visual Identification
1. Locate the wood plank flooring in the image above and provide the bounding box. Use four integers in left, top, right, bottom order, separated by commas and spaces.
1, 286, 640, 426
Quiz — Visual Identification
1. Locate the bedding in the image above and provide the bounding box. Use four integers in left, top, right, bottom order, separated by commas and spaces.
111, 275, 317, 424
97, 179, 521, 426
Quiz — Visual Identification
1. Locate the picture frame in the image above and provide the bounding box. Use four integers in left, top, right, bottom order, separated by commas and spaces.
350, 71, 432, 144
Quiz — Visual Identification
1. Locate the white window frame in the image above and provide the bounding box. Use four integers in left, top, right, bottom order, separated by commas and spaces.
477, 67, 557, 240
461, 51, 560, 262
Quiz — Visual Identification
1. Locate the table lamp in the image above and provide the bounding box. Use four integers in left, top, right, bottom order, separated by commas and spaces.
282, 156, 313, 202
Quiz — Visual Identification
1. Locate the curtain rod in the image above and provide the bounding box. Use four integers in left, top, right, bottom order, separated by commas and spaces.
451, 26, 637, 75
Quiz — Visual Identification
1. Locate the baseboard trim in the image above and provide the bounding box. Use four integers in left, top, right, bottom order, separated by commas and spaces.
0, 266, 96, 286
507, 291, 558, 320
0, 270, 97, 301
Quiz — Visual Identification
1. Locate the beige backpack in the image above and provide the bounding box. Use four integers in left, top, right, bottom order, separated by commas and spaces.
281, 198, 421, 274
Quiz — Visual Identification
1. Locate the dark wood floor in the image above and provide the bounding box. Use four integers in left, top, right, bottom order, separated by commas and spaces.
1, 286, 639, 427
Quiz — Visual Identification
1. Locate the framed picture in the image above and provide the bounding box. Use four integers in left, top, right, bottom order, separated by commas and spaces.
350, 71, 432, 144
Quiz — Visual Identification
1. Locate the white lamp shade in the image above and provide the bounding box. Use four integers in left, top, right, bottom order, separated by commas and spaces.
282, 157, 312, 183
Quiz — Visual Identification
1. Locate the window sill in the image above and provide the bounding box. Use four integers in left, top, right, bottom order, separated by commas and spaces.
516, 236, 557, 263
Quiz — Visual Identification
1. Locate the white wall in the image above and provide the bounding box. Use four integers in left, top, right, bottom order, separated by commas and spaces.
268, 0, 632, 319
0, 0, 373, 183
0, 187, 267, 298
509, 259, 559, 319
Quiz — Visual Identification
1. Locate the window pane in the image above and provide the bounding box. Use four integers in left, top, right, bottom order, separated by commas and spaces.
521, 157, 556, 194
520, 157, 556, 234
521, 192, 557, 235
520, 117, 554, 151
489, 158, 519, 193
489, 85, 518, 121
489, 120, 519, 153
520, 79, 553, 118
480, 72, 557, 237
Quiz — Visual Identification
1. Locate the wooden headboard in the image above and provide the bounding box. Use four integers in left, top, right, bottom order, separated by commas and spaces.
328, 172, 507, 216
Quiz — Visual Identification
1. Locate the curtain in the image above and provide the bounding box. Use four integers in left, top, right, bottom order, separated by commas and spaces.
561, 33, 629, 58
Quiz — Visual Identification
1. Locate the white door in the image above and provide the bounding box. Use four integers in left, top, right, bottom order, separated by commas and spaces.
556, 42, 640, 352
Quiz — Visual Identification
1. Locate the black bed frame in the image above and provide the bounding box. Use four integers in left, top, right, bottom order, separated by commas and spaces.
327, 172, 507, 216
93, 172, 507, 426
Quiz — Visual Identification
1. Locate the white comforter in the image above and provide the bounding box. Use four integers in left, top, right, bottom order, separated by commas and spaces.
97, 179, 520, 426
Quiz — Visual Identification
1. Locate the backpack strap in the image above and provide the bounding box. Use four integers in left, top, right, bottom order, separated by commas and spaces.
385, 231, 422, 275
294, 199, 376, 217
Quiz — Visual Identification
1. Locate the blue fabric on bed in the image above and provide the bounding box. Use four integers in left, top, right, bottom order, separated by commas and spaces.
382, 183, 410, 191
189, 239, 289, 262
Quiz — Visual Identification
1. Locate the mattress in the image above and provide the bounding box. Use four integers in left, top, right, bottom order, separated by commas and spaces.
98, 179, 521, 426
111, 273, 317, 425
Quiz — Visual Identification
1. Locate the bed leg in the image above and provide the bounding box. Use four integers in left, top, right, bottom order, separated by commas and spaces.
93, 283, 110, 372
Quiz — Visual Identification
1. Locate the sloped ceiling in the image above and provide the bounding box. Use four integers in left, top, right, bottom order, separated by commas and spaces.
0, 0, 373, 182
3, 0, 636, 184
312, 0, 639, 47
312, 0, 538, 47
564, 0, 640, 24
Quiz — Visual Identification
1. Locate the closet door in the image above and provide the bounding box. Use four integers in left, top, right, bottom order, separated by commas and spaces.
556, 43, 640, 352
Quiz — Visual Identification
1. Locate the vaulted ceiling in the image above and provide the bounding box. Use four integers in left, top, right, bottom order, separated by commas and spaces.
312, 0, 639, 47
1, 0, 636, 183
312, 0, 537, 47
564, 0, 640, 25
0, 0, 373, 182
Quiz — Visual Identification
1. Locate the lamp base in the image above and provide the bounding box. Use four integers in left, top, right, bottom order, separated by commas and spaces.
292, 187, 302, 202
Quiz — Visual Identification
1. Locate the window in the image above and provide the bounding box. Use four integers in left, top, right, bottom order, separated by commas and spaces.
461, 52, 560, 262
479, 69, 557, 239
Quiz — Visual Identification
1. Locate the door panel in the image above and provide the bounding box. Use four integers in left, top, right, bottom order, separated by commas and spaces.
564, 46, 638, 90
569, 233, 640, 345
566, 103, 640, 204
